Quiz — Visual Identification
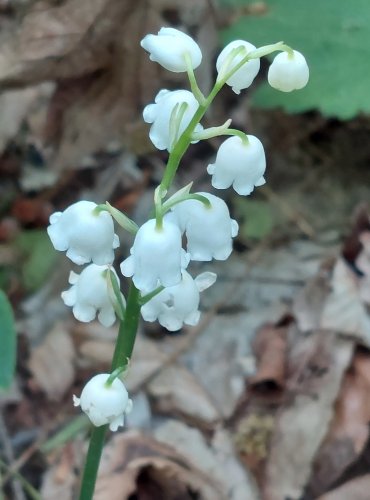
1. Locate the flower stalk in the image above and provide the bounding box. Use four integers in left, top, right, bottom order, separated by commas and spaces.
78, 283, 141, 499
45, 25, 309, 500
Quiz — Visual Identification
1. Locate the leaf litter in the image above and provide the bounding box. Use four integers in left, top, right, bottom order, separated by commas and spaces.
2, 1, 370, 499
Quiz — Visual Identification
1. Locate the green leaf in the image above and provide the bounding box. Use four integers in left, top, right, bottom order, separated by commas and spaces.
234, 197, 273, 240
0, 290, 16, 389
220, 0, 370, 119
15, 230, 57, 292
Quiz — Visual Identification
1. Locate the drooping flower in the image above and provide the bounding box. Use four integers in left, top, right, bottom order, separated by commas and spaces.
120, 218, 189, 293
268, 50, 309, 92
216, 40, 260, 94
171, 192, 239, 261
62, 264, 123, 327
47, 201, 119, 265
207, 135, 266, 195
141, 27, 202, 73
141, 270, 216, 331
73, 374, 133, 431
143, 89, 203, 152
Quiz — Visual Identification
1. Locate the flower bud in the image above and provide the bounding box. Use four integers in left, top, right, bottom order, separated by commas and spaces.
143, 89, 203, 152
207, 135, 266, 195
120, 218, 190, 293
216, 40, 260, 94
141, 27, 202, 73
73, 374, 133, 431
141, 270, 216, 331
47, 201, 119, 265
268, 50, 309, 92
171, 193, 239, 261
62, 264, 123, 327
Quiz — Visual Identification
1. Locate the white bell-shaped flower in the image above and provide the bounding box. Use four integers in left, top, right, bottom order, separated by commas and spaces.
171, 192, 239, 261
73, 373, 133, 431
47, 201, 119, 265
207, 135, 266, 195
216, 40, 260, 94
143, 89, 203, 152
120, 218, 190, 293
141, 27, 202, 73
62, 264, 122, 327
141, 270, 216, 331
268, 50, 309, 92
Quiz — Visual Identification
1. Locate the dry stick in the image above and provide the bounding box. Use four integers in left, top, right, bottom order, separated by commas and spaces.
261, 184, 316, 239
0, 414, 26, 500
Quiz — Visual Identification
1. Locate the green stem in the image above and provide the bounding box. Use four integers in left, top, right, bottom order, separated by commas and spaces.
111, 283, 141, 369
184, 53, 205, 104
78, 425, 107, 500
78, 283, 141, 500
160, 82, 222, 192
222, 128, 249, 145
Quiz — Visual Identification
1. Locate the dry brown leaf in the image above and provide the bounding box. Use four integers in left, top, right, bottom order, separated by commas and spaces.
317, 474, 370, 500
155, 420, 260, 500
28, 322, 75, 401
0, 86, 43, 151
95, 430, 224, 500
41, 441, 84, 500
0, 0, 124, 85
78, 339, 114, 365
294, 257, 370, 347
248, 323, 288, 398
292, 263, 332, 332
0, 0, 218, 168
180, 313, 264, 419
308, 350, 370, 496
262, 328, 354, 500
320, 258, 370, 346
148, 364, 221, 427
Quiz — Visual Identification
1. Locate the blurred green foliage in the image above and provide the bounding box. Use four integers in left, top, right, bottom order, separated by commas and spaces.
15, 230, 57, 292
0, 290, 16, 389
220, 0, 370, 118
234, 197, 274, 240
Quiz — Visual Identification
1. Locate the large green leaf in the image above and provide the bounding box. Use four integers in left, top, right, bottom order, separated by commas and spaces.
0, 290, 16, 389
220, 0, 370, 119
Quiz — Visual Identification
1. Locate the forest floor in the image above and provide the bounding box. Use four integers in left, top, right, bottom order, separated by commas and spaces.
2, 1, 370, 499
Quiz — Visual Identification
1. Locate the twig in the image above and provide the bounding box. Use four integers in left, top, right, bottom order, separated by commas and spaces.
0, 413, 26, 500
261, 184, 316, 239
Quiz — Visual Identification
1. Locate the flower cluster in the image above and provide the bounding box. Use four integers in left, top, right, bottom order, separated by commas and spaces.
47, 27, 309, 429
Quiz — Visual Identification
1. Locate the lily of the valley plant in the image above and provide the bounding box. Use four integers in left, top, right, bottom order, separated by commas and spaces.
47, 26, 309, 499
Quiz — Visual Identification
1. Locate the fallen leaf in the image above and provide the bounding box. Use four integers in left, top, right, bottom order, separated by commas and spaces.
294, 257, 370, 347
308, 349, 370, 496
155, 420, 259, 500
248, 323, 289, 398
317, 474, 370, 500
28, 322, 75, 401
0, 0, 217, 169
0, 0, 115, 86
262, 328, 354, 500
95, 430, 224, 500
41, 441, 84, 500
148, 364, 221, 428
180, 313, 268, 419
0, 86, 42, 152
321, 258, 370, 347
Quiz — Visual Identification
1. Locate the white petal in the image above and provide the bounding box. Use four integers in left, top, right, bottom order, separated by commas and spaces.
194, 272, 217, 292
98, 306, 116, 328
